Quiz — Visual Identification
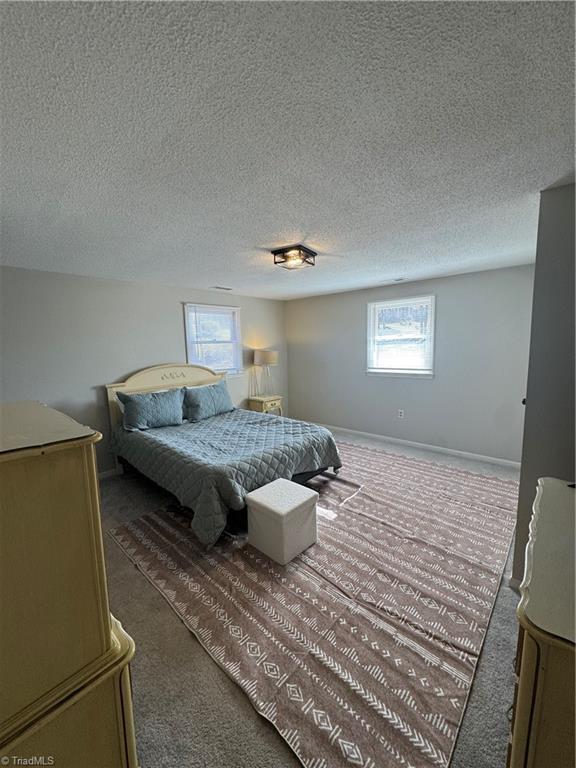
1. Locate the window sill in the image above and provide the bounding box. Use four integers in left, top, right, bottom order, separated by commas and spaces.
222, 370, 246, 378
366, 370, 434, 379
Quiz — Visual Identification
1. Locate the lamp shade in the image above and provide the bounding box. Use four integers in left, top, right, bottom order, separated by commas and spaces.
253, 349, 279, 366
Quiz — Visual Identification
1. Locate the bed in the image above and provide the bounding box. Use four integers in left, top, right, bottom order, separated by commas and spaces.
106, 364, 341, 546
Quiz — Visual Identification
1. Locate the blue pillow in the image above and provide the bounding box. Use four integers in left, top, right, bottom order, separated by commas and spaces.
183, 380, 235, 422
117, 388, 185, 431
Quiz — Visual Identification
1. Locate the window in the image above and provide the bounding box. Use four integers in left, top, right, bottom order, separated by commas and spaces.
367, 296, 435, 375
184, 303, 243, 374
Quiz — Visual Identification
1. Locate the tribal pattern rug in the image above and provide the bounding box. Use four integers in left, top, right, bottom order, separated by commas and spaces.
109, 442, 518, 768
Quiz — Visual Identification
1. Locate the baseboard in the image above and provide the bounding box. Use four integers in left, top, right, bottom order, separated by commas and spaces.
320, 423, 521, 470
99, 468, 122, 479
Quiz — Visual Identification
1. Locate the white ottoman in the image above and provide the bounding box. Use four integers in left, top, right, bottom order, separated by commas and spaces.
246, 478, 319, 565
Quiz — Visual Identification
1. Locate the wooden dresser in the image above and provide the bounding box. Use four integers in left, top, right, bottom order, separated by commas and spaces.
0, 401, 138, 767
507, 477, 575, 768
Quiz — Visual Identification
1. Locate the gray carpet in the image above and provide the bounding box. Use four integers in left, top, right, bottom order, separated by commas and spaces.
101, 438, 519, 768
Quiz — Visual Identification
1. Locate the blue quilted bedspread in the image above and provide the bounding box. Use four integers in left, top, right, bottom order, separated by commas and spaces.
113, 409, 342, 546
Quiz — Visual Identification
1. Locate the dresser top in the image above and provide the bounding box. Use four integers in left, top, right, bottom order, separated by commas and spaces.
519, 477, 575, 644
0, 401, 97, 453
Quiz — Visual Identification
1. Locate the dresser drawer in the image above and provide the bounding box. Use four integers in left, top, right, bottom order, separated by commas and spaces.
3, 620, 138, 768
0, 438, 111, 727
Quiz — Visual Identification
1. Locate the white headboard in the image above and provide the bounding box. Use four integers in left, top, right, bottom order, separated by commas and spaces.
105, 363, 224, 430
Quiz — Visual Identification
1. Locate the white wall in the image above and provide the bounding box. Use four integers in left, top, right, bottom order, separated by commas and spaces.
286, 266, 534, 462
0, 266, 287, 471
512, 183, 575, 582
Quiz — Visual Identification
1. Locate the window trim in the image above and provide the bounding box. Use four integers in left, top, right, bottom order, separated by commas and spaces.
183, 302, 244, 375
366, 295, 436, 377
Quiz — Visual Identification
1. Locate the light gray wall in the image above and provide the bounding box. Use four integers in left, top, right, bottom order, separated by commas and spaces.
0, 264, 535, 472
512, 183, 575, 583
286, 266, 534, 462
0, 266, 287, 471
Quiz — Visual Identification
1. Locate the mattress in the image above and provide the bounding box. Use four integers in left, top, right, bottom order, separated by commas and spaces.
113, 408, 341, 546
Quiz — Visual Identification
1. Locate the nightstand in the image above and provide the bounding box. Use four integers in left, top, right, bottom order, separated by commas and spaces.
247, 395, 283, 416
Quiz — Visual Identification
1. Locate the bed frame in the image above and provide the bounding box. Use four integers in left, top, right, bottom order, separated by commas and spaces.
105, 363, 224, 432
105, 362, 332, 488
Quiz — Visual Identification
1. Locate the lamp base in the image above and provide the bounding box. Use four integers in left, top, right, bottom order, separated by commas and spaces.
251, 363, 276, 397
262, 365, 274, 396
249, 367, 260, 397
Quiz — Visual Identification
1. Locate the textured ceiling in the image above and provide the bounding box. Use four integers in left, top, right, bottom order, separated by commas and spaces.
1, 2, 574, 300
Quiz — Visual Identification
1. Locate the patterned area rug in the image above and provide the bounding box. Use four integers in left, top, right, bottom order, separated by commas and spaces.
109, 442, 518, 768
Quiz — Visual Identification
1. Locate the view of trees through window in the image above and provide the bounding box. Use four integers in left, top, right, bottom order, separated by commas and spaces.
184, 304, 242, 373
368, 296, 434, 373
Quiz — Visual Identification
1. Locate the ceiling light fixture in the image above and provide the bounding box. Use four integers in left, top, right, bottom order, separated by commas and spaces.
272, 244, 316, 270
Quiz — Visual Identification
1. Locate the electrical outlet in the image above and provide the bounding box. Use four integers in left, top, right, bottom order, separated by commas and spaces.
397, 409, 405, 419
